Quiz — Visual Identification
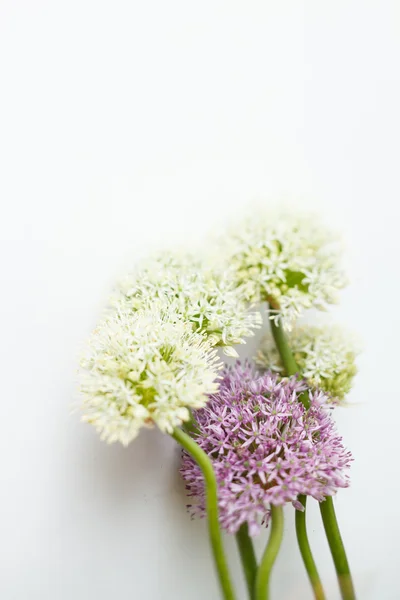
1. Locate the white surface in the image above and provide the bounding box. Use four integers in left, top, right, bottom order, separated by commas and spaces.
1, 1, 399, 599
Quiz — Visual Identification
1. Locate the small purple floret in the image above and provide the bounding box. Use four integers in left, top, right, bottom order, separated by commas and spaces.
180, 362, 352, 536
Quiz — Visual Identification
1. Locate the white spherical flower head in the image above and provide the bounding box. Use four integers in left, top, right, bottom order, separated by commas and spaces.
256, 324, 359, 401
113, 252, 262, 356
218, 211, 347, 330
80, 305, 222, 445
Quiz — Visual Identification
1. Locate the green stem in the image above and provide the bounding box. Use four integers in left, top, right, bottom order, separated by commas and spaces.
269, 309, 309, 409
235, 523, 258, 599
171, 428, 236, 600
269, 312, 299, 377
254, 505, 284, 600
269, 307, 322, 596
319, 497, 356, 600
269, 306, 355, 600
295, 495, 326, 600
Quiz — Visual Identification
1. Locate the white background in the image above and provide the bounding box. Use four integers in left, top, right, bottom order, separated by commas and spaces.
1, 1, 399, 599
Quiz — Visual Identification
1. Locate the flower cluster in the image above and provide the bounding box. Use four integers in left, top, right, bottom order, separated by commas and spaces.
113, 252, 262, 357
77, 205, 359, 600
216, 211, 346, 329
256, 324, 358, 401
181, 363, 352, 536
80, 304, 221, 445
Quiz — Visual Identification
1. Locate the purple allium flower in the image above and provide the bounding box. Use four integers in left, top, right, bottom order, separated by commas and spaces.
180, 362, 352, 536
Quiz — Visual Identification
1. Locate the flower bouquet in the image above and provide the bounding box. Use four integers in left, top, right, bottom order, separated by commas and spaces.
78, 209, 359, 600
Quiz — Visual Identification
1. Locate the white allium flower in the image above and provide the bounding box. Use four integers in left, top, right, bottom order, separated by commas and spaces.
216, 211, 347, 330
256, 324, 359, 401
80, 304, 222, 445
113, 252, 262, 357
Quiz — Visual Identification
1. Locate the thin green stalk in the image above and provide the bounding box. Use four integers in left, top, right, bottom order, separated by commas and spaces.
269, 311, 309, 409
254, 506, 284, 600
296, 495, 326, 600
269, 313, 299, 376
235, 523, 258, 599
269, 306, 324, 597
269, 306, 355, 600
171, 428, 236, 600
319, 497, 356, 600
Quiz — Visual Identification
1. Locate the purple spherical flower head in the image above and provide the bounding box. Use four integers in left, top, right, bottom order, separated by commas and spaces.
181, 362, 352, 536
